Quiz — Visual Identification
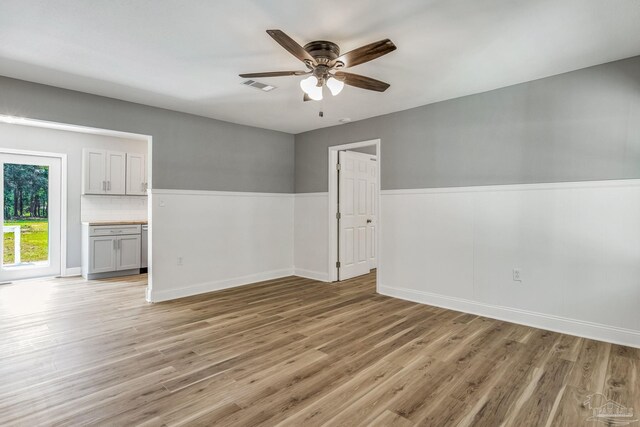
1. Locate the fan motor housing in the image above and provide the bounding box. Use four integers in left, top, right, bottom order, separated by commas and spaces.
304, 40, 340, 65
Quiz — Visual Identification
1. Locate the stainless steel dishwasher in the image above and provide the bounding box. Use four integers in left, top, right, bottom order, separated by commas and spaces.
140, 224, 148, 273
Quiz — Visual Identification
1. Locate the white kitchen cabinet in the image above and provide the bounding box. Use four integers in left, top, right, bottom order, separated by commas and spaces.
126, 153, 147, 195
83, 149, 106, 194
82, 149, 127, 195
106, 151, 126, 194
82, 224, 142, 279
116, 235, 141, 270
89, 236, 118, 273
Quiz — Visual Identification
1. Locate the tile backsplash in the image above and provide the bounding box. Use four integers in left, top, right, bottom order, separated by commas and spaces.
81, 195, 148, 222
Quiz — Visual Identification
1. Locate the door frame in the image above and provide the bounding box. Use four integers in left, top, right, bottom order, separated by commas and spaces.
327, 139, 381, 282
0, 148, 67, 278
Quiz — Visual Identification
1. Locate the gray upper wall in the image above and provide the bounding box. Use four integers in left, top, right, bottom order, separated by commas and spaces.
295, 56, 640, 193
0, 77, 294, 193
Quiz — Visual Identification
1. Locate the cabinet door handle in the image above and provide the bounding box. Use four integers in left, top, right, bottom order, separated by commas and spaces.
102, 181, 106, 191
107, 181, 111, 191
113, 239, 117, 250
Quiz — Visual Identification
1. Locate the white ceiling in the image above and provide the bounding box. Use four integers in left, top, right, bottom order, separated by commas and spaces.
1, 0, 639, 134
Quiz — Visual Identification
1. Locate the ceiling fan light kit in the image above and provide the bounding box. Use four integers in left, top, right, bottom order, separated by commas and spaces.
240, 30, 396, 103
300, 75, 323, 100
326, 77, 344, 96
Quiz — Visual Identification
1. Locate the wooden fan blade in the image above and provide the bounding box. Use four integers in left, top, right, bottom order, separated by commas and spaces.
239, 71, 308, 78
334, 71, 390, 92
267, 30, 316, 66
333, 39, 396, 68
303, 93, 312, 102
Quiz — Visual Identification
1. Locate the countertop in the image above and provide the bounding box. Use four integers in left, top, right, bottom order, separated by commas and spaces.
82, 220, 148, 226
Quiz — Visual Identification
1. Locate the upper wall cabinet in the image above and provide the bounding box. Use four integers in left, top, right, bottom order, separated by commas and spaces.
83, 149, 107, 194
126, 153, 147, 195
106, 151, 126, 195
82, 149, 147, 195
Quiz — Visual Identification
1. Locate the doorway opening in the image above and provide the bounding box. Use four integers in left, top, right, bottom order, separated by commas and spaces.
0, 151, 63, 281
328, 139, 380, 283
0, 115, 153, 299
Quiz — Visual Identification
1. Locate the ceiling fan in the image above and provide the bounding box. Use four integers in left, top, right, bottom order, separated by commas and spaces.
239, 30, 396, 101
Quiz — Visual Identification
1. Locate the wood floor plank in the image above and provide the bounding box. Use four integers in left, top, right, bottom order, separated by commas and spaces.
368, 409, 415, 427
567, 339, 611, 392
460, 353, 536, 426
0, 271, 636, 426
549, 385, 593, 427
275, 360, 404, 426
504, 358, 573, 426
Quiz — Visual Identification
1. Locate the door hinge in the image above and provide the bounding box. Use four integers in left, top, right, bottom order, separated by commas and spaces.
336, 212, 341, 219
336, 261, 341, 268
336, 163, 341, 171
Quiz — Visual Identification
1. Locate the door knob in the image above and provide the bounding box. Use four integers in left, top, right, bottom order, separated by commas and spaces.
367, 219, 372, 223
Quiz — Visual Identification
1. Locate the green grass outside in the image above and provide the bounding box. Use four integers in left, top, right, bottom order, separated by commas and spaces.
3, 219, 48, 264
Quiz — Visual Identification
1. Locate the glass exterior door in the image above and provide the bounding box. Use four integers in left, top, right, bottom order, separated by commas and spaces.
1, 152, 61, 281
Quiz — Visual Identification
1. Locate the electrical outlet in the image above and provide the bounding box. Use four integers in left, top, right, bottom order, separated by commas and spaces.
177, 257, 183, 266
513, 268, 522, 282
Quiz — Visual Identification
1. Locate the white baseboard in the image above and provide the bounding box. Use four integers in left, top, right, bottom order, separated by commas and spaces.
379, 284, 640, 349
63, 267, 82, 277
294, 268, 330, 282
147, 268, 294, 303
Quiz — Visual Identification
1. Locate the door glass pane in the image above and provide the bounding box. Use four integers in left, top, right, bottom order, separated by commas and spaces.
3, 163, 49, 266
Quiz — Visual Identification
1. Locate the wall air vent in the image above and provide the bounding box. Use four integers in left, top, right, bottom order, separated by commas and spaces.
242, 80, 276, 92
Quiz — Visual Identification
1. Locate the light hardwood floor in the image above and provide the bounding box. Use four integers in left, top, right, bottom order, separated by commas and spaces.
0, 272, 638, 426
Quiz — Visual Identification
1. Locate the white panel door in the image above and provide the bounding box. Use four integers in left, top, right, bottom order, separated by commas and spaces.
366, 158, 378, 268
116, 235, 140, 270
83, 149, 106, 194
106, 151, 126, 195
126, 153, 146, 195
89, 236, 117, 274
338, 151, 371, 280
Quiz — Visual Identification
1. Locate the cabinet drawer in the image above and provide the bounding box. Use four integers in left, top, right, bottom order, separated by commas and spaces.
89, 225, 141, 236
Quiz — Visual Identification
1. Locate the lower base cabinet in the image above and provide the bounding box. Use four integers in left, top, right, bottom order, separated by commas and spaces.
82, 224, 141, 279
116, 235, 141, 270
89, 236, 118, 273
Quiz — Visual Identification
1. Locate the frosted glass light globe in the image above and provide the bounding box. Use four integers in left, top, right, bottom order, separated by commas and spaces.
326, 77, 344, 96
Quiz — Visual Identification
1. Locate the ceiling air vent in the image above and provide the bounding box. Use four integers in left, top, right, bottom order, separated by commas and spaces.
242, 80, 276, 92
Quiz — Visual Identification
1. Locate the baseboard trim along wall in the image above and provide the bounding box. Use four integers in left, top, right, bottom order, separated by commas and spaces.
147, 268, 294, 302
379, 284, 640, 348
293, 268, 330, 282
62, 267, 82, 277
